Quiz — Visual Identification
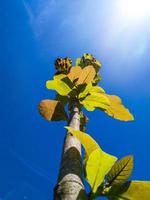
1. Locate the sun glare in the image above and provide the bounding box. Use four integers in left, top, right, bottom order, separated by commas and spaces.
118, 0, 150, 21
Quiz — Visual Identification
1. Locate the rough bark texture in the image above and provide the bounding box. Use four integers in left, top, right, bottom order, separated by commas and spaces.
54, 105, 87, 200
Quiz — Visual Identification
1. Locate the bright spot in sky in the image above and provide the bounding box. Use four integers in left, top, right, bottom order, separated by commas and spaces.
118, 0, 150, 21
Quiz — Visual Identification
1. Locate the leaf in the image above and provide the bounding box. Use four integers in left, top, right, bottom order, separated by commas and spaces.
78, 83, 93, 99
76, 65, 96, 85
85, 149, 117, 193
120, 181, 150, 200
67, 66, 82, 82
55, 94, 69, 106
65, 126, 117, 193
108, 181, 150, 200
78, 85, 105, 99
107, 155, 134, 186
38, 100, 68, 121
89, 86, 105, 94
103, 95, 134, 121
80, 93, 110, 112
65, 126, 99, 156
92, 73, 102, 85
46, 78, 72, 96
76, 57, 81, 66
54, 74, 66, 80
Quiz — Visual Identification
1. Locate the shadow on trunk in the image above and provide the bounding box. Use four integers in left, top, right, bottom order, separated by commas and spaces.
77, 189, 89, 200
54, 145, 88, 199
58, 146, 82, 181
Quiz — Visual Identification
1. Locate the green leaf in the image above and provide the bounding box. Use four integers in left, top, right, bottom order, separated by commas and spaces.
55, 94, 69, 106
108, 181, 150, 200
76, 65, 96, 85
65, 127, 117, 193
80, 93, 110, 112
103, 95, 134, 121
38, 99, 68, 121
46, 78, 73, 96
107, 155, 134, 186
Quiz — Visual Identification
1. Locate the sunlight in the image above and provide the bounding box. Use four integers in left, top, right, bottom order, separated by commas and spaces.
118, 0, 150, 21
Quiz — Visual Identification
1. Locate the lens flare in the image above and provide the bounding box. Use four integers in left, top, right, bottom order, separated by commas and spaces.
118, 0, 150, 21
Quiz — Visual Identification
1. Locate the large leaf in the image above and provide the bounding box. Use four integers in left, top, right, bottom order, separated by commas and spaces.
103, 95, 134, 121
107, 155, 134, 186
108, 181, 150, 200
89, 86, 105, 94
38, 99, 68, 121
86, 149, 117, 193
46, 76, 73, 96
80, 93, 110, 111
76, 65, 96, 85
78, 84, 105, 99
67, 66, 82, 82
65, 127, 117, 193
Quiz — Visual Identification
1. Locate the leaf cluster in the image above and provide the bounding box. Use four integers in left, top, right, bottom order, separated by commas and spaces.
38, 54, 150, 199
65, 127, 150, 200
39, 54, 134, 126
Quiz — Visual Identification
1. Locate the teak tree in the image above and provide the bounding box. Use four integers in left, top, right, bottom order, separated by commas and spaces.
39, 54, 150, 200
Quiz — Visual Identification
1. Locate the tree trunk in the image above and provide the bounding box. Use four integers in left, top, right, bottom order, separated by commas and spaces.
54, 104, 87, 200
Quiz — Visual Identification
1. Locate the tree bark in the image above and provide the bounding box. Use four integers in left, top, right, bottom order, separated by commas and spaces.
54, 104, 87, 200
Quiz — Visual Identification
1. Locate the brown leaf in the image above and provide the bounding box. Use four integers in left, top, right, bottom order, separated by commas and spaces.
67, 66, 82, 82
38, 99, 67, 121
76, 65, 96, 85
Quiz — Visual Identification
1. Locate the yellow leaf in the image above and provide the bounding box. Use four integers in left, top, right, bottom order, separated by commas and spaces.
65, 126, 99, 156
89, 86, 105, 94
76, 65, 96, 85
121, 181, 150, 200
107, 155, 134, 186
54, 74, 66, 80
80, 93, 110, 112
67, 66, 82, 82
108, 181, 150, 200
65, 126, 117, 193
46, 79, 72, 96
86, 149, 117, 193
104, 95, 134, 121
38, 99, 67, 121
78, 84, 105, 99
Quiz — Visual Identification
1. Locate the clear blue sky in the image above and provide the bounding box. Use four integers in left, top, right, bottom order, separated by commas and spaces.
1, 0, 150, 199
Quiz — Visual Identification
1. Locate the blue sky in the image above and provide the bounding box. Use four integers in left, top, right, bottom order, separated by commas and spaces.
1, 0, 150, 199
